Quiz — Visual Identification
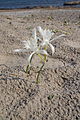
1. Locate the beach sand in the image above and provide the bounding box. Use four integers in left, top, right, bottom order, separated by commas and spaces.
0, 9, 80, 120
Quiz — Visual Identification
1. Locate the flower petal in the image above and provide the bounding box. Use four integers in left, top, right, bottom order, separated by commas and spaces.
50, 34, 65, 42
32, 28, 37, 40
45, 29, 53, 40
38, 50, 48, 56
14, 49, 26, 52
49, 43, 55, 55
28, 52, 35, 64
38, 26, 53, 43
37, 26, 44, 37
40, 41, 47, 47
23, 40, 31, 49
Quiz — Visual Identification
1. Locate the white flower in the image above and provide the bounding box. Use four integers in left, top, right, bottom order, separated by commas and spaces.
38, 26, 65, 55
14, 28, 48, 65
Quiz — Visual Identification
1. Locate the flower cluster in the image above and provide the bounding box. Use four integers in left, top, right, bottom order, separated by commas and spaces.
14, 26, 65, 82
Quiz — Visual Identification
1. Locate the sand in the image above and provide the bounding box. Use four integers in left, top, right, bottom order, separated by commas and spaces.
0, 9, 80, 120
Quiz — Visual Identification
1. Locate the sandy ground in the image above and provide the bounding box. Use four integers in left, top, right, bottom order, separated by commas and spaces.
0, 9, 80, 120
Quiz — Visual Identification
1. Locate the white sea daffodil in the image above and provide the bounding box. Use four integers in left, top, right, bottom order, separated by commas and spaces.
38, 26, 65, 55
14, 28, 48, 65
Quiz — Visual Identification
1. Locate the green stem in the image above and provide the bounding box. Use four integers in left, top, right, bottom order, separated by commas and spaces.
36, 55, 47, 83
25, 54, 34, 74
25, 64, 30, 74
36, 63, 45, 83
